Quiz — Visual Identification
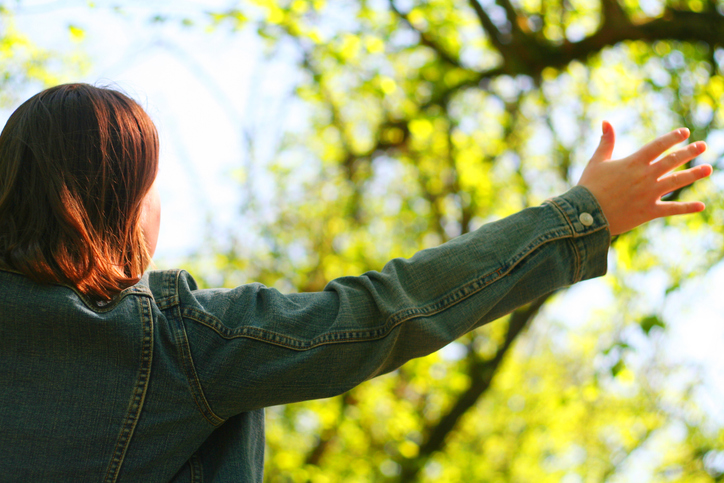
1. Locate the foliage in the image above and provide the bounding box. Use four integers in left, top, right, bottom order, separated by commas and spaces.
0, 3, 82, 106
189, 0, 724, 480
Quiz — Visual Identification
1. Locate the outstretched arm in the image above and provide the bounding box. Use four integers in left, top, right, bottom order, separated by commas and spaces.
174, 122, 710, 416
177, 187, 610, 415
577, 121, 712, 236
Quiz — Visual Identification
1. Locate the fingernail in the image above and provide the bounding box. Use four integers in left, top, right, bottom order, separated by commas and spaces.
679, 128, 690, 138
602, 121, 609, 135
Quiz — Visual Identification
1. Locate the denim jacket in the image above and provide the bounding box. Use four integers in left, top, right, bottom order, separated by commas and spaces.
0, 186, 609, 482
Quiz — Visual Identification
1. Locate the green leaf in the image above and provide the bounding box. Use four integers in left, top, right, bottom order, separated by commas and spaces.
611, 359, 626, 377
640, 315, 666, 335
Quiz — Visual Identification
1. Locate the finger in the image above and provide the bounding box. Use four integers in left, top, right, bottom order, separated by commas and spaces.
590, 120, 616, 163
658, 163, 712, 194
634, 127, 690, 164
655, 200, 706, 218
653, 141, 707, 177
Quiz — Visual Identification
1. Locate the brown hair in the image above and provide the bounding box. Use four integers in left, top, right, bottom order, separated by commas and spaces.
0, 83, 159, 301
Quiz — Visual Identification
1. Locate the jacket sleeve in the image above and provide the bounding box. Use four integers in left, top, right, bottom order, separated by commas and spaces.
167, 186, 610, 417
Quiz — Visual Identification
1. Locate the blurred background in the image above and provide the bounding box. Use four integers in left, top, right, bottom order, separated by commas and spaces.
3, 0, 724, 480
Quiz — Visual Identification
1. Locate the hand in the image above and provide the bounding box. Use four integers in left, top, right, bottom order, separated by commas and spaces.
577, 121, 713, 236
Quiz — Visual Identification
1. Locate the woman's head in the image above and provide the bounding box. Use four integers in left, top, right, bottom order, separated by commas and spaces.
0, 83, 159, 301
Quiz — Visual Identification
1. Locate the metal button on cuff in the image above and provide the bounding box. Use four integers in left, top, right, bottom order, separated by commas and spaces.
579, 212, 594, 227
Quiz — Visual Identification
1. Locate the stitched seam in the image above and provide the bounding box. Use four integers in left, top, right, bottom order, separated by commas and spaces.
176, 311, 226, 426
103, 297, 154, 483
170, 270, 180, 300
157, 294, 180, 310
546, 198, 576, 235
189, 453, 203, 483
161, 270, 224, 426
568, 238, 581, 283
547, 198, 608, 240
183, 229, 576, 351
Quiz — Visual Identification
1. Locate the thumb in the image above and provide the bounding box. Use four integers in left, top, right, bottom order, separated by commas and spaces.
590, 120, 615, 163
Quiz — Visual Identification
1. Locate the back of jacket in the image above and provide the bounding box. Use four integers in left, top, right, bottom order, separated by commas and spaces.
0, 270, 265, 483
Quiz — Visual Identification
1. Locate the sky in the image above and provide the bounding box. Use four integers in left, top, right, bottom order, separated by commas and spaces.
4, 0, 724, 430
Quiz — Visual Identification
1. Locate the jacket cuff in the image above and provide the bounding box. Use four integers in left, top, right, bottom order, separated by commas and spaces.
545, 185, 611, 282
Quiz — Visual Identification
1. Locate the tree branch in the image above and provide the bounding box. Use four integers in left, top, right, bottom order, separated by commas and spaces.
600, 0, 630, 30
398, 292, 554, 482
495, 0, 527, 39
463, 5, 724, 80
468, 0, 509, 55
304, 393, 356, 466
545, 9, 724, 75
389, 0, 463, 67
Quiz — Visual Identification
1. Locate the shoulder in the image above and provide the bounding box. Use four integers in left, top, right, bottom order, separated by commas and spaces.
144, 268, 241, 310
143, 268, 278, 329
144, 268, 197, 306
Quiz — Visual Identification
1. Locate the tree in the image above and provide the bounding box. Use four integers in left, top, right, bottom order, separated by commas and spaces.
0, 2, 80, 107
189, 0, 724, 480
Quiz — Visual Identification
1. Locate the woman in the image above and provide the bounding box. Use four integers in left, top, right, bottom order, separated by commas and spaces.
0, 83, 712, 482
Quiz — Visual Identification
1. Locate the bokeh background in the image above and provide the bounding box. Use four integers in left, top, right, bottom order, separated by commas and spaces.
3, 0, 724, 481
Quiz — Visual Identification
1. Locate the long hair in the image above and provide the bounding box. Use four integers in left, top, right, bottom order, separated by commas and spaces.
0, 83, 159, 301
